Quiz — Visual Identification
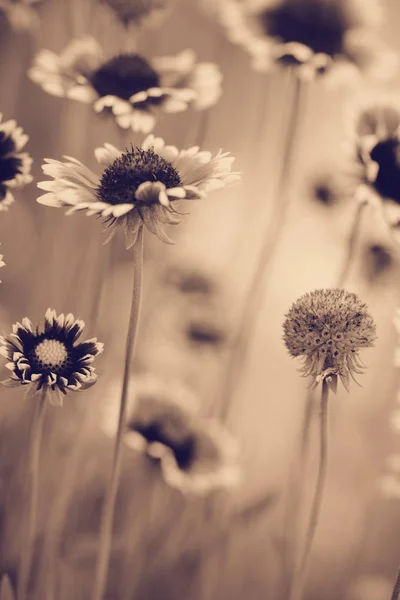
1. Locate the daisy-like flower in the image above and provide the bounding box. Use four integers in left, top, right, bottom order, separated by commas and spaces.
37, 134, 240, 247
210, 0, 394, 81
100, 0, 173, 27
0, 309, 104, 406
0, 0, 40, 31
283, 288, 376, 392
0, 113, 32, 212
102, 375, 241, 494
352, 98, 400, 231
29, 37, 222, 133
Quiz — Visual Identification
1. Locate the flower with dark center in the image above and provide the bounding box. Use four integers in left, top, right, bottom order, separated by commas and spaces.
29, 38, 223, 133
0, 113, 32, 212
0, 309, 104, 406
101, 375, 241, 494
37, 134, 240, 248
283, 288, 376, 392
212, 0, 395, 80
89, 54, 161, 102
0, 0, 41, 31
353, 99, 400, 231
100, 0, 173, 27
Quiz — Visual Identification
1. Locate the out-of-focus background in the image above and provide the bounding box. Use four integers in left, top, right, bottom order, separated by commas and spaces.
1, 1, 400, 599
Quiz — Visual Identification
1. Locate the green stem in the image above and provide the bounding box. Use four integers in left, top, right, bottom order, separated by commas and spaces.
289, 379, 330, 600
337, 199, 369, 288
391, 566, 400, 600
218, 72, 308, 421
91, 226, 144, 600
17, 387, 47, 600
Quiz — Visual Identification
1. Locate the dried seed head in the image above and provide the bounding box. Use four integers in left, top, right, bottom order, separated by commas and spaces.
283, 288, 376, 391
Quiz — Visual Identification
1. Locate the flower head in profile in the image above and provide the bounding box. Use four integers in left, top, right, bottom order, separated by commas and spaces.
0, 309, 104, 406
37, 134, 240, 247
29, 37, 222, 133
0, 0, 41, 31
0, 113, 32, 211
352, 97, 400, 231
0, 247, 5, 282
210, 0, 394, 81
100, 0, 173, 28
102, 375, 241, 494
283, 288, 376, 392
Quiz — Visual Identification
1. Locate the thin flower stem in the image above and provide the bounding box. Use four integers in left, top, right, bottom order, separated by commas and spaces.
42, 405, 93, 600
337, 199, 369, 288
281, 387, 315, 596
391, 566, 400, 600
92, 226, 144, 600
218, 72, 308, 421
17, 387, 48, 600
289, 378, 330, 600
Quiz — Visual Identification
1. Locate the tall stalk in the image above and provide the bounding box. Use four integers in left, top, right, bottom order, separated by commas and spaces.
391, 566, 400, 600
218, 72, 308, 421
337, 199, 369, 288
17, 387, 47, 600
91, 227, 144, 600
289, 378, 330, 600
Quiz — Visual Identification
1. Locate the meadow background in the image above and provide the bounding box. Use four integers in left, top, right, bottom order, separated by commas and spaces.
1, 0, 400, 598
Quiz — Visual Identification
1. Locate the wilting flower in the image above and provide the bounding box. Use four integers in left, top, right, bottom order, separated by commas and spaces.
0, 309, 104, 406
100, 0, 173, 27
37, 134, 240, 247
0, 0, 40, 31
209, 0, 394, 81
0, 113, 32, 211
352, 98, 400, 231
29, 37, 222, 133
283, 288, 376, 392
102, 375, 241, 494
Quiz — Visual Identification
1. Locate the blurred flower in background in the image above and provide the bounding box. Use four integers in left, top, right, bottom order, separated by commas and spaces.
353, 98, 400, 231
29, 38, 222, 132
206, 0, 394, 80
0, 0, 40, 31
100, 0, 174, 28
102, 374, 241, 494
37, 134, 240, 247
0, 309, 104, 406
283, 288, 377, 391
0, 113, 32, 211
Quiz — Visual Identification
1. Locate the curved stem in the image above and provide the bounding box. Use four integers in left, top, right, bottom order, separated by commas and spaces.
391, 566, 400, 600
91, 226, 144, 600
289, 379, 329, 600
17, 387, 47, 600
337, 199, 369, 288
218, 73, 308, 421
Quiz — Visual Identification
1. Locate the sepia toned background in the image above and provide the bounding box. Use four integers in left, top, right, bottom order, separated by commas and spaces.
1, 0, 400, 598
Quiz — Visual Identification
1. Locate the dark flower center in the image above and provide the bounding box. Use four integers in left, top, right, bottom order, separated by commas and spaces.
370, 139, 400, 203
0, 131, 22, 184
131, 421, 196, 470
259, 0, 350, 56
97, 147, 182, 206
90, 54, 161, 101
102, 0, 163, 25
